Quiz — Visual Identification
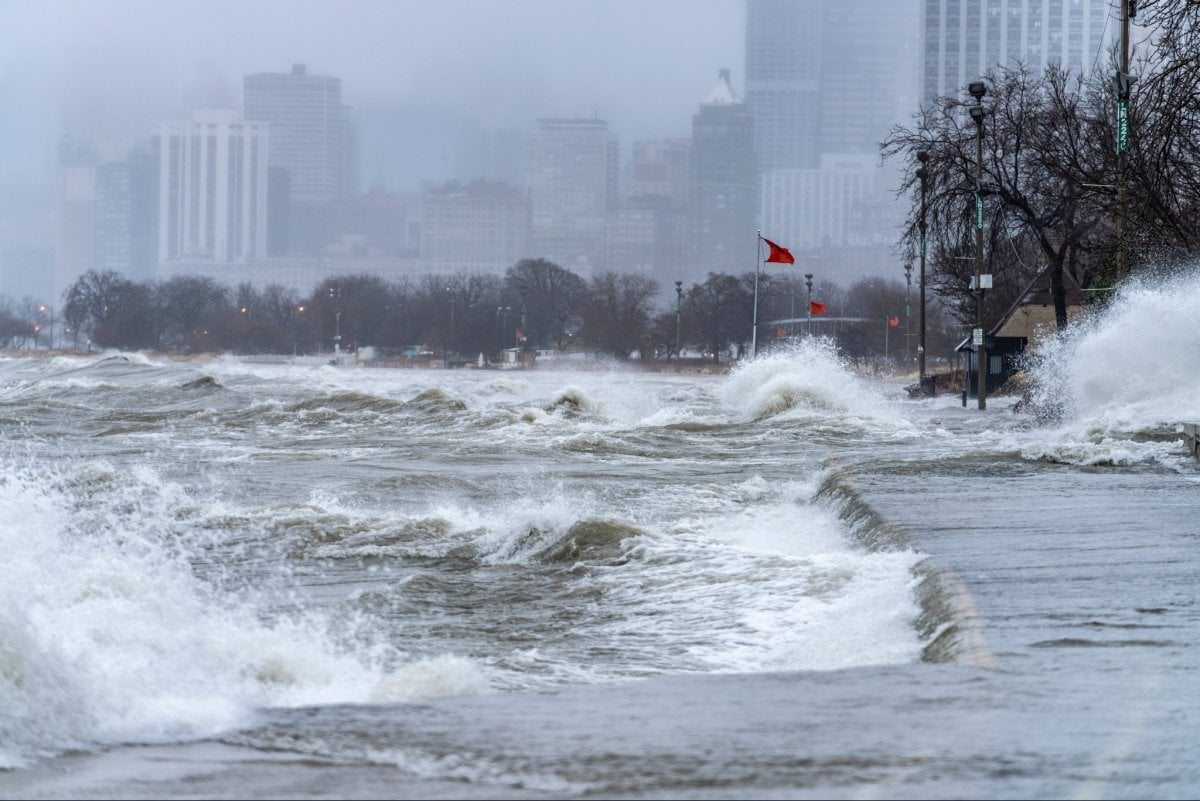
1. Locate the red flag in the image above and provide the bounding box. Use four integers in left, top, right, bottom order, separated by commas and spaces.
887, 316, 900, 327
762, 237, 794, 265
809, 301, 827, 316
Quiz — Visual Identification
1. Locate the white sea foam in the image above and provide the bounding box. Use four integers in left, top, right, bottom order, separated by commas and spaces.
0, 460, 489, 768
718, 339, 913, 432
1010, 267, 1200, 465
1026, 268, 1200, 433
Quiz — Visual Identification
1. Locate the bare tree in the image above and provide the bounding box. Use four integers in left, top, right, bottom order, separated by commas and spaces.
160, 275, 230, 352
580, 272, 659, 359
504, 258, 587, 350
884, 64, 1109, 331
686, 273, 750, 363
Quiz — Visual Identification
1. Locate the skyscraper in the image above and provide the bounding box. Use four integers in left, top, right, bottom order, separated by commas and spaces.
95, 146, 155, 281
744, 0, 919, 285
688, 69, 757, 280
744, 0, 823, 171
243, 64, 355, 254
152, 110, 269, 265
54, 137, 97, 301
524, 117, 619, 275
922, 0, 1112, 102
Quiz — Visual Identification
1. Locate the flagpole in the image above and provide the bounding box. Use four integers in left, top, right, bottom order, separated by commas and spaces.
752, 231, 761, 359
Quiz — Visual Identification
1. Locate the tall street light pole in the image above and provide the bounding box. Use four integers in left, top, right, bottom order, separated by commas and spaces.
916, 150, 930, 396
969, 80, 988, 411
38, 304, 53, 350
1114, 0, 1137, 280
674, 280, 683, 359
519, 285, 529, 363
903, 262, 912, 363
804, 273, 814, 336
328, 285, 342, 359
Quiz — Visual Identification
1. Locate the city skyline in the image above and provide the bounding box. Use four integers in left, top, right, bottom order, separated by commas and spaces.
0, 0, 745, 187
0, 1, 1130, 305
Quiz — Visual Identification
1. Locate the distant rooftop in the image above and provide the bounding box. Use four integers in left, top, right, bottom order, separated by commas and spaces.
703, 68, 740, 105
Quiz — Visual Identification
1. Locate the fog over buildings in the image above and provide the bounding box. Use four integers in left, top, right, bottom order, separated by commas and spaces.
0, 0, 1115, 304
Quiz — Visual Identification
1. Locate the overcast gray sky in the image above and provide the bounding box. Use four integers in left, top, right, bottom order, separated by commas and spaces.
1, 0, 744, 181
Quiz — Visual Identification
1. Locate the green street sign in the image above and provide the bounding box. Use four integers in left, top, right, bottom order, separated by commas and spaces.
975, 195, 984, 230
1117, 100, 1130, 153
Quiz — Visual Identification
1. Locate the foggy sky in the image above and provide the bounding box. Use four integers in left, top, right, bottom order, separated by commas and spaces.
0, 0, 744, 184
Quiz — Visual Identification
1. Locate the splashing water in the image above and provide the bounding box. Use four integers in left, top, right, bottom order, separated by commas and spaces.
718, 338, 909, 431
1025, 268, 1200, 435
0, 459, 488, 769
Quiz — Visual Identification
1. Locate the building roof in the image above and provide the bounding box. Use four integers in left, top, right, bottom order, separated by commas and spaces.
703, 69, 741, 105
955, 267, 1087, 351
990, 266, 1086, 334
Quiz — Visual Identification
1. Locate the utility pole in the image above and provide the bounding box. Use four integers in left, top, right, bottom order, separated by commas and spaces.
328, 284, 342, 359
674, 280, 683, 359
969, 80, 988, 411
1114, 0, 1137, 280
904, 262, 913, 362
805, 273, 814, 336
917, 151, 930, 396
751, 231, 761, 359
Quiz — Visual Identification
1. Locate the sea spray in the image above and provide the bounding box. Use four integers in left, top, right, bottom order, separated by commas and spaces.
0, 458, 488, 767
718, 337, 911, 432
1019, 267, 1200, 459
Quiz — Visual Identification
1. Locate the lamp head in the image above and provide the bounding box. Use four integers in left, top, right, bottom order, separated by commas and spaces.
968, 80, 987, 101
969, 105, 985, 123
916, 166, 928, 181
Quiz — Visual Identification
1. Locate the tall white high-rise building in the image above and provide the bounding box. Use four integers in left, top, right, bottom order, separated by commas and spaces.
922, 0, 1113, 102
152, 110, 269, 265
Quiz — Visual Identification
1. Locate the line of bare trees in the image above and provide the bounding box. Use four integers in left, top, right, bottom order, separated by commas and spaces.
9, 259, 961, 365
882, 0, 1200, 332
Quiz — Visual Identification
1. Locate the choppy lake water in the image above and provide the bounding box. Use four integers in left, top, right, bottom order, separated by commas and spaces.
2, 272, 1199, 799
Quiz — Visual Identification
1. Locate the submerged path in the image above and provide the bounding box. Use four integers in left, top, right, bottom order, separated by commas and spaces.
848, 461, 1200, 799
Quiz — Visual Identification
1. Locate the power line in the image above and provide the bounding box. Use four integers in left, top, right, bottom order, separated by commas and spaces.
1089, 0, 1116, 76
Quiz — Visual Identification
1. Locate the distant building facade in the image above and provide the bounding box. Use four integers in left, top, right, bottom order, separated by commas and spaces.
760, 154, 879, 251
688, 69, 757, 280
346, 187, 408, 258
243, 64, 356, 255
55, 138, 98, 301
745, 0, 824, 171
604, 196, 686, 285
95, 146, 155, 281
421, 180, 530, 274
524, 117, 619, 275
628, 138, 691, 209
922, 0, 1112, 102
746, 0, 918, 286
619, 138, 690, 284
151, 110, 269, 265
